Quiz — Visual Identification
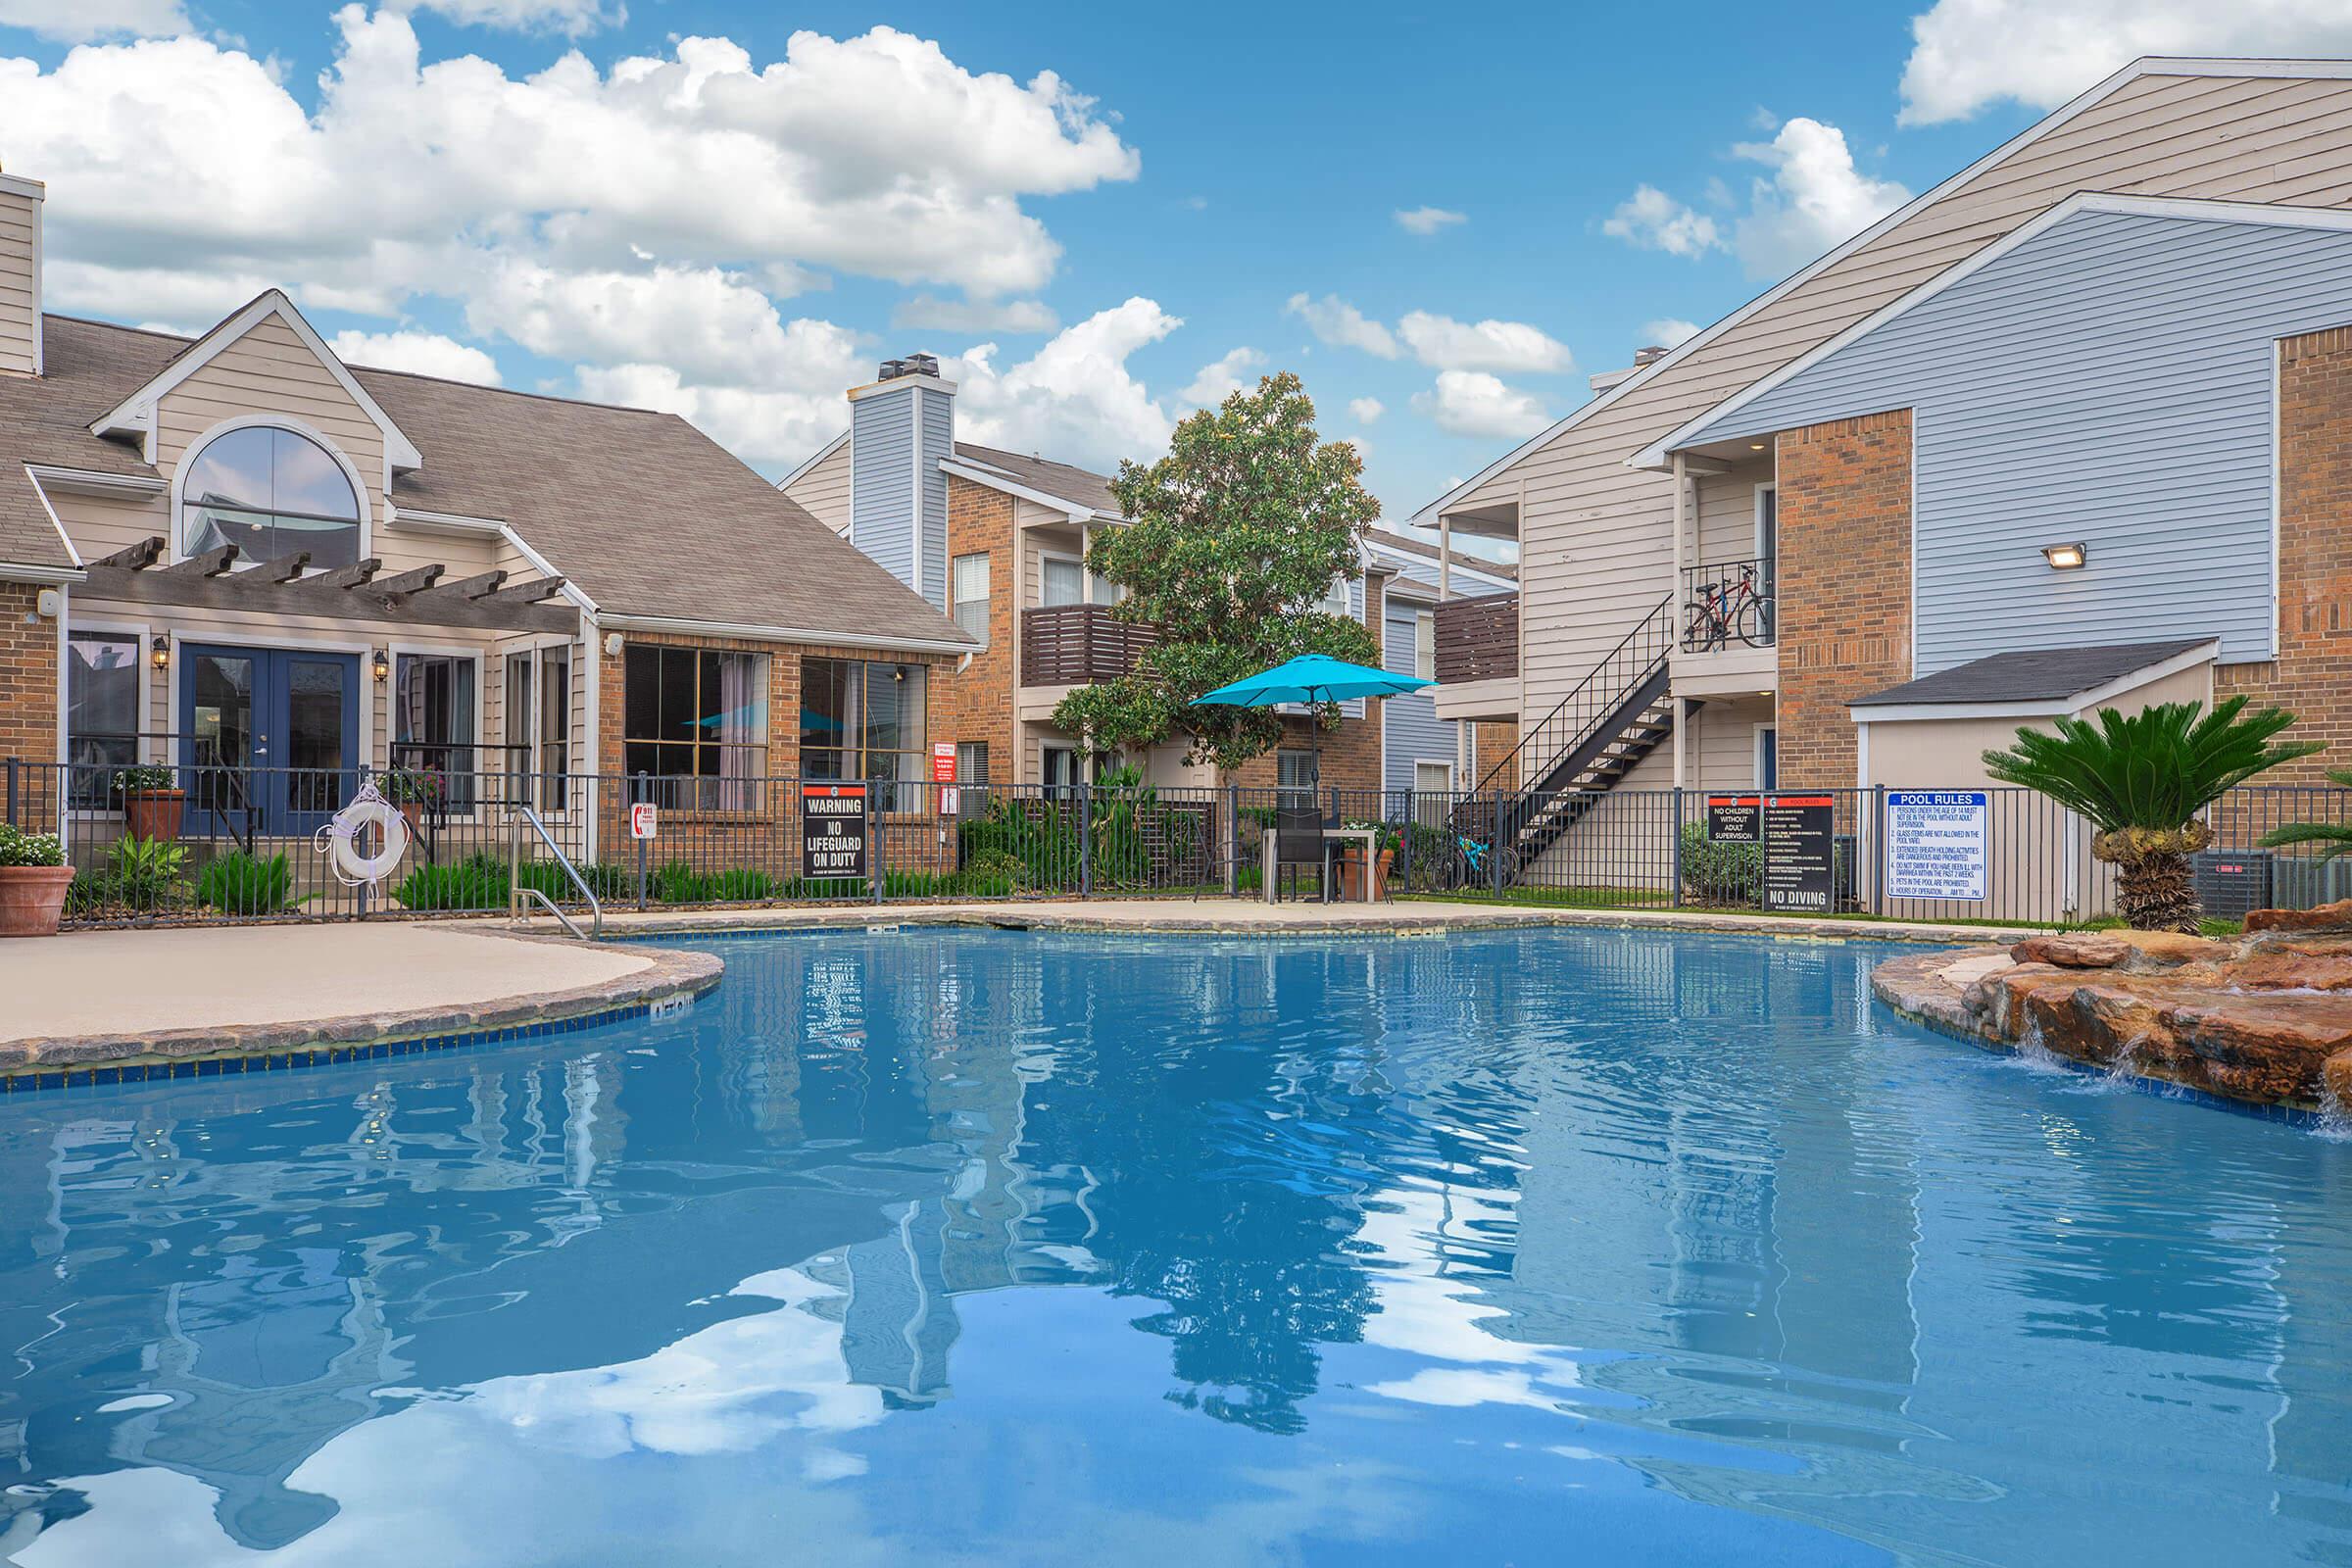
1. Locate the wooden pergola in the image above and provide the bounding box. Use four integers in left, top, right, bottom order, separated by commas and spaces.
80, 536, 578, 634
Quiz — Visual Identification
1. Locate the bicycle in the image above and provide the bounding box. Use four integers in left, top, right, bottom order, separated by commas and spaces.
1683, 561, 1775, 651
1442, 832, 1521, 892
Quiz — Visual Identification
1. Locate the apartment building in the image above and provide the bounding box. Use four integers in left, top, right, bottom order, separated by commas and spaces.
1413, 58, 2352, 867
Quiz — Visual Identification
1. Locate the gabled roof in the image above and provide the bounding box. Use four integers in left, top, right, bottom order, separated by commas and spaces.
1850, 638, 2217, 710
1407, 55, 2352, 525
88, 290, 423, 478
948, 441, 1123, 518
1640, 193, 2352, 466
8, 314, 974, 650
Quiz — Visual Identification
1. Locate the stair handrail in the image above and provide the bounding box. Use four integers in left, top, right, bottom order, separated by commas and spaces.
508, 805, 603, 939
1469, 592, 1676, 798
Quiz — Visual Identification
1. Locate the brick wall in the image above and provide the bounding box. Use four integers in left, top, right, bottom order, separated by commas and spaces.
930, 475, 1014, 778
2216, 325, 2352, 780
1774, 409, 1912, 786
0, 582, 58, 764
1229, 573, 1385, 799
1472, 719, 1518, 792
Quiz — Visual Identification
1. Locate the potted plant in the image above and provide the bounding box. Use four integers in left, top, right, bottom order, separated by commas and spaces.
381, 766, 444, 835
0, 822, 75, 938
1339, 820, 1399, 902
114, 763, 184, 843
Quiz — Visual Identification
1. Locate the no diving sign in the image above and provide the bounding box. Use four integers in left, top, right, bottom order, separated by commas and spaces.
1885, 790, 1987, 901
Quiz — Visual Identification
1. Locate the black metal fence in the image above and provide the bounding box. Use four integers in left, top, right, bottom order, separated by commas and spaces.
9, 757, 2352, 929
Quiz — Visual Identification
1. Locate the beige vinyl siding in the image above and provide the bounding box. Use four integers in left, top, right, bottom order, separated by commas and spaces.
1466, 72, 2352, 717
783, 437, 853, 535
0, 185, 36, 377
1691, 460, 1776, 571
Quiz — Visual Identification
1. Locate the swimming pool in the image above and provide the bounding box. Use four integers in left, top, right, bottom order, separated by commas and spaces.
0, 926, 2347, 1566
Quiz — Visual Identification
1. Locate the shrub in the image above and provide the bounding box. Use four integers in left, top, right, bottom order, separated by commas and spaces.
196, 851, 298, 913
1679, 821, 1761, 903
706, 866, 781, 903
0, 822, 65, 868
651, 859, 712, 904
114, 764, 177, 795
960, 848, 1025, 896
95, 835, 190, 910
396, 853, 510, 911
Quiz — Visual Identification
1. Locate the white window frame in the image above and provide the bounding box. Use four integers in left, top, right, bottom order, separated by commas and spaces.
953, 551, 991, 643
1753, 723, 1779, 790
1753, 481, 1778, 565
391, 643, 487, 820
1413, 608, 1436, 683
1039, 552, 1086, 609
62, 616, 150, 818
169, 414, 372, 569
503, 639, 574, 817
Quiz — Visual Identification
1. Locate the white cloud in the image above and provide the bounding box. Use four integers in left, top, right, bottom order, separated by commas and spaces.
0, 0, 183, 41
1394, 205, 1466, 236
1898, 0, 2352, 124
890, 294, 1058, 334
1348, 396, 1384, 424
1600, 184, 1721, 258
400, 0, 619, 36
1396, 311, 1571, 374
947, 297, 1182, 472
1285, 292, 1399, 359
1640, 317, 1700, 349
329, 327, 504, 384
1730, 118, 1910, 281
1412, 370, 1550, 440
1181, 345, 1265, 406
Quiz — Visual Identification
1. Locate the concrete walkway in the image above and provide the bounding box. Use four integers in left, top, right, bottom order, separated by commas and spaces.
2, 924, 655, 1044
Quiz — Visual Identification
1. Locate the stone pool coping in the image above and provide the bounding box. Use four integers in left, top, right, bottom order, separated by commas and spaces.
0, 931, 720, 1093
514, 896, 2040, 946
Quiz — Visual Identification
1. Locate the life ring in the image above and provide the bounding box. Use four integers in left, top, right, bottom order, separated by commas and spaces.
318, 789, 410, 887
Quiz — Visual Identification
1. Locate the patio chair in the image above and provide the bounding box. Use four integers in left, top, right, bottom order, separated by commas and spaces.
1273, 801, 1330, 903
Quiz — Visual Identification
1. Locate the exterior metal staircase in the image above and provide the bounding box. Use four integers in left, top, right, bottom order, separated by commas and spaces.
1459, 595, 1686, 883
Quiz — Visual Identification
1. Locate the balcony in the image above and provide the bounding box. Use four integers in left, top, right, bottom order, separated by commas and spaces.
1673, 557, 1778, 696
1020, 603, 1156, 687
1434, 591, 1518, 682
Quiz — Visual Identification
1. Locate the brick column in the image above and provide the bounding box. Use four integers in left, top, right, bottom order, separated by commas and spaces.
1774, 409, 1912, 787
0, 582, 59, 765
2215, 325, 2352, 779
929, 475, 1015, 777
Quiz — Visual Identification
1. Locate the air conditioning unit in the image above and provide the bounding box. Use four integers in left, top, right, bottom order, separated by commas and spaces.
2269, 854, 2352, 912
2192, 849, 2274, 920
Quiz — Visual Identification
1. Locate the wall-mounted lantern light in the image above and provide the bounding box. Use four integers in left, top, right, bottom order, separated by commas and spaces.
149, 634, 171, 670
2040, 542, 2087, 570
370, 648, 392, 683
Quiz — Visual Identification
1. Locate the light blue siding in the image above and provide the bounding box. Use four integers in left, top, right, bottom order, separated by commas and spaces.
1676, 209, 2352, 672
918, 388, 953, 609
850, 386, 916, 592
1383, 601, 1452, 793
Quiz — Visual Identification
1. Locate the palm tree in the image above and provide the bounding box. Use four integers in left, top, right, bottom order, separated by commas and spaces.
2257, 766, 2352, 864
1982, 697, 2321, 933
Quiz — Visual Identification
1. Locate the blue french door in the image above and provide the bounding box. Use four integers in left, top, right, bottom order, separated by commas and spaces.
179, 645, 362, 838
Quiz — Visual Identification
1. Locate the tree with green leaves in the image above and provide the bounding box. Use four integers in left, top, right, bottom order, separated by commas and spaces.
1982, 697, 2321, 932
1051, 371, 1379, 774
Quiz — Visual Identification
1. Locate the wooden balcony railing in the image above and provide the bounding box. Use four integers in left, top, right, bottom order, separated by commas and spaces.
1020, 604, 1157, 686
1434, 592, 1518, 683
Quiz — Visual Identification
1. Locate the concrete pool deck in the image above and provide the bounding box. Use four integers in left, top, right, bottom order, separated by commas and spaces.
1, 924, 720, 1086
3, 898, 2031, 1090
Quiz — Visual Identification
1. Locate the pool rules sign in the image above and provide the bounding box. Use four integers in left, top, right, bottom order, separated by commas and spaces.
802, 783, 869, 881
1885, 790, 1988, 902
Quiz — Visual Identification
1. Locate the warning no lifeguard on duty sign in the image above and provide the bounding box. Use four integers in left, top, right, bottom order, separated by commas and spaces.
802, 783, 870, 880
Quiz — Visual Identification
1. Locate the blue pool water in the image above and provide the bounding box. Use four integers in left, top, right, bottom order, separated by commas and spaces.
2, 928, 2350, 1566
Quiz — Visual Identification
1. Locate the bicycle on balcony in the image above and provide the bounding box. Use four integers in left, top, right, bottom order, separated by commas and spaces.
1682, 561, 1775, 651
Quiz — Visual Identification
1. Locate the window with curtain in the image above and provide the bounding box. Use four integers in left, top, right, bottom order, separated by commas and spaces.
623, 645, 768, 808
1414, 609, 1437, 682
953, 553, 990, 641
1041, 555, 1085, 608
1277, 747, 1317, 808
395, 654, 478, 810
180, 424, 362, 569
502, 647, 572, 809
800, 657, 927, 809
66, 629, 140, 808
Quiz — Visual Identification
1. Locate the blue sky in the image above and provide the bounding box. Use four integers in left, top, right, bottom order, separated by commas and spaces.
2, 0, 2346, 534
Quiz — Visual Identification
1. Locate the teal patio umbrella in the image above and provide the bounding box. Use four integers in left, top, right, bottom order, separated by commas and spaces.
1192, 653, 1434, 795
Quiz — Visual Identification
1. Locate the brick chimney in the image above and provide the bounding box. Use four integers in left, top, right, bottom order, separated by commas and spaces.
847, 352, 956, 610
0, 169, 41, 377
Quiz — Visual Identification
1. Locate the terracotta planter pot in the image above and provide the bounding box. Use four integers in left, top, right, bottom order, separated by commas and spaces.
1339, 846, 1396, 903
398, 802, 424, 837
122, 788, 184, 844
0, 865, 76, 937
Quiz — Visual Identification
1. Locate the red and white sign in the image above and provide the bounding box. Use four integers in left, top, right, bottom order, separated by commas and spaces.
628, 802, 658, 840
931, 742, 958, 784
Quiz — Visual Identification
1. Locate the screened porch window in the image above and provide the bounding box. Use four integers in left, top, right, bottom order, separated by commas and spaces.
623, 646, 768, 808
394, 654, 479, 810
66, 629, 141, 808
801, 657, 926, 810
505, 647, 571, 809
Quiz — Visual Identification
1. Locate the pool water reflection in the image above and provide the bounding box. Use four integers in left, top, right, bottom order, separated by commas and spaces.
2, 928, 2349, 1565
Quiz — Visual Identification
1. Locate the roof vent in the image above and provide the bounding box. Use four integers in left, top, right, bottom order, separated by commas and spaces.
1632, 345, 1669, 368
878, 352, 941, 382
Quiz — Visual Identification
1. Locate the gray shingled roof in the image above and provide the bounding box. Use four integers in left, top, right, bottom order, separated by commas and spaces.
5, 315, 974, 649
1850, 638, 2217, 707
1363, 526, 1518, 581
952, 440, 1122, 517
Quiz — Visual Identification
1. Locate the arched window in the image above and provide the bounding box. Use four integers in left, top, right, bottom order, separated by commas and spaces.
180, 425, 363, 570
